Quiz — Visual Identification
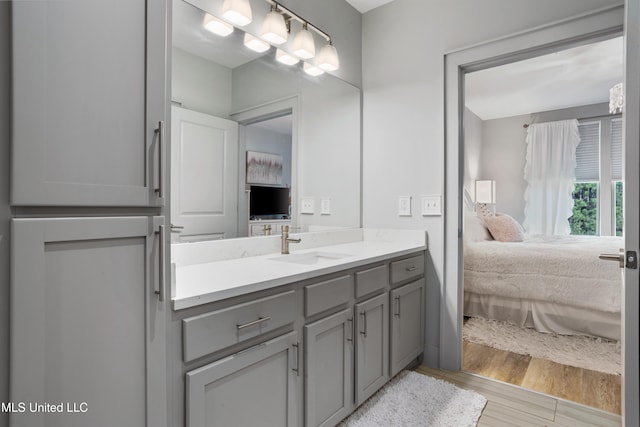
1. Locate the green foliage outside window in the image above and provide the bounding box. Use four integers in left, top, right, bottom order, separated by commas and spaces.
570, 183, 598, 235
616, 181, 623, 236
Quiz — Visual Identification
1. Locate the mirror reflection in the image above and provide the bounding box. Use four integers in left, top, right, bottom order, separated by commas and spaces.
171, 0, 361, 243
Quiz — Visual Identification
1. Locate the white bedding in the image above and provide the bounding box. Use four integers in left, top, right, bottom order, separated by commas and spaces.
464, 235, 623, 313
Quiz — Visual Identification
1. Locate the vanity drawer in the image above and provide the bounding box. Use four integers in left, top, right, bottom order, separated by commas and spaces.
390, 254, 424, 285
355, 264, 389, 298
305, 275, 352, 317
183, 290, 296, 362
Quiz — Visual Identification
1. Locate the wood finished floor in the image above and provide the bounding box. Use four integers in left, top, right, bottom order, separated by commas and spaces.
462, 340, 621, 415
415, 365, 622, 427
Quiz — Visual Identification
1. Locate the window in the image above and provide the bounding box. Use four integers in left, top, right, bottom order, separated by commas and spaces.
570, 117, 623, 236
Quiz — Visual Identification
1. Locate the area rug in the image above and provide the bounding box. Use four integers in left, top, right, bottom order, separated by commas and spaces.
337, 370, 487, 427
463, 317, 621, 375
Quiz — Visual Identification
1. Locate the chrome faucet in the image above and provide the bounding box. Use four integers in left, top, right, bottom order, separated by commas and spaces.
281, 225, 301, 254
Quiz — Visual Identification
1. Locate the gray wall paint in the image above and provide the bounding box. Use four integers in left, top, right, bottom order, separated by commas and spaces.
0, 3, 10, 426
463, 108, 484, 200
171, 47, 233, 118
361, 0, 621, 367
481, 113, 530, 223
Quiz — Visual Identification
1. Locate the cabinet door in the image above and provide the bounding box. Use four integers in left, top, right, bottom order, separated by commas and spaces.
390, 279, 425, 376
354, 293, 389, 406
11, 0, 167, 206
186, 332, 299, 427
10, 216, 167, 427
171, 106, 239, 242
305, 308, 353, 427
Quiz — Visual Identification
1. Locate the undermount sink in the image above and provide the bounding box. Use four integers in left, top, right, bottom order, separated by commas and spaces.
269, 251, 353, 265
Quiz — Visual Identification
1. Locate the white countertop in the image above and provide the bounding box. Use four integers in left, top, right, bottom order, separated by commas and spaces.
172, 229, 427, 310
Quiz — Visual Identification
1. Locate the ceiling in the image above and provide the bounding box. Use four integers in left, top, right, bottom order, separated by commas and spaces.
345, 0, 395, 13
465, 37, 624, 121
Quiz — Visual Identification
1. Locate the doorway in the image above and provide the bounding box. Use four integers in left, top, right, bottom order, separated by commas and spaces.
443, 4, 639, 424
460, 36, 623, 413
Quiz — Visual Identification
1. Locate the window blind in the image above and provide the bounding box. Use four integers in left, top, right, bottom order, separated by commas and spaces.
611, 118, 623, 180
576, 121, 600, 181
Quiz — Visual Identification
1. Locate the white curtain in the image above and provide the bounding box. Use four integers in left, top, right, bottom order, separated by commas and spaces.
523, 119, 580, 235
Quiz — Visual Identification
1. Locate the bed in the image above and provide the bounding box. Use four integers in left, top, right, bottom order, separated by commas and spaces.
463, 214, 623, 341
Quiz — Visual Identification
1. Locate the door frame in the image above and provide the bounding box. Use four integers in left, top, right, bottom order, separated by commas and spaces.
443, 3, 638, 423
231, 95, 301, 236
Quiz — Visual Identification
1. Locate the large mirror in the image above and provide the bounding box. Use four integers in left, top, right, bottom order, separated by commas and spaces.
171, 0, 361, 242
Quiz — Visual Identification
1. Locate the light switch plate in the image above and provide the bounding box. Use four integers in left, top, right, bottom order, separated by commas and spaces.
301, 197, 315, 214
398, 196, 412, 216
421, 195, 442, 216
320, 198, 331, 215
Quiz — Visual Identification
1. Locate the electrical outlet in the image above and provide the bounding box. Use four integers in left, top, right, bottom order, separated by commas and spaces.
421, 195, 442, 216
301, 197, 315, 214
320, 198, 331, 215
398, 196, 412, 216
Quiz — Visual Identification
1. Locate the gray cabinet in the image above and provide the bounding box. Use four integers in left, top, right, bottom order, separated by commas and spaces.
354, 292, 389, 406
390, 279, 425, 376
11, 0, 167, 206
186, 332, 299, 427
10, 217, 167, 427
304, 308, 353, 427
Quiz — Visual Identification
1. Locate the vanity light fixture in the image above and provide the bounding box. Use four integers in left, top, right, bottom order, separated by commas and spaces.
317, 41, 340, 71
303, 62, 324, 76
221, 0, 253, 26
292, 23, 315, 59
261, 5, 288, 45
276, 48, 299, 65
263, 0, 340, 71
244, 33, 270, 53
203, 13, 234, 37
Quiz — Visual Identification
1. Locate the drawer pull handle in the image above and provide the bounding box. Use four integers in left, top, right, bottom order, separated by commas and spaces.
406, 265, 417, 272
360, 312, 367, 337
394, 296, 401, 317
292, 342, 300, 376
346, 318, 353, 342
237, 316, 271, 330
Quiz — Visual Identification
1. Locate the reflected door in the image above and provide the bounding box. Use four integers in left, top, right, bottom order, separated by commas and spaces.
171, 106, 238, 242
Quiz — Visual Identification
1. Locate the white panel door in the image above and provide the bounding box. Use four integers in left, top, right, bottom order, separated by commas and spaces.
171, 106, 239, 242
11, 0, 166, 206
10, 217, 167, 427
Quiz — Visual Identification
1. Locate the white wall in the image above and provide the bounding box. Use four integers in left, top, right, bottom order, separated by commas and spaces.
361, 0, 622, 367
171, 47, 232, 118
0, 3, 10, 426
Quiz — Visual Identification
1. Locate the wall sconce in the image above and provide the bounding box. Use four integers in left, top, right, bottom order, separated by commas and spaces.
204, 13, 234, 37
475, 180, 496, 216
261, 5, 289, 45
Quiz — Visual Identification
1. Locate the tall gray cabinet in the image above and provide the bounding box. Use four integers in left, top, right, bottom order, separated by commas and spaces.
10, 1, 169, 426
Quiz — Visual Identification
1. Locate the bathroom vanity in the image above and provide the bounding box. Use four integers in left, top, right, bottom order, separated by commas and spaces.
171, 229, 427, 427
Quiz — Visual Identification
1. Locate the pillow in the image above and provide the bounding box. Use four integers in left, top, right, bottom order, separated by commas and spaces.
464, 212, 493, 242
484, 213, 524, 242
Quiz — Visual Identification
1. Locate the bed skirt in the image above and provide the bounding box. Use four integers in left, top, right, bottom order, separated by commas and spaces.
464, 291, 621, 341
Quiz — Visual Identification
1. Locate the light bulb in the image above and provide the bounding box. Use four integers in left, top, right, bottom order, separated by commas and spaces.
303, 62, 324, 76
292, 25, 315, 59
261, 10, 288, 45
317, 42, 339, 71
203, 14, 234, 37
244, 33, 270, 53
276, 49, 299, 65
221, 0, 252, 27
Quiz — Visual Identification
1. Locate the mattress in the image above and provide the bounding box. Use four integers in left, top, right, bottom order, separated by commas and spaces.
464, 235, 623, 339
